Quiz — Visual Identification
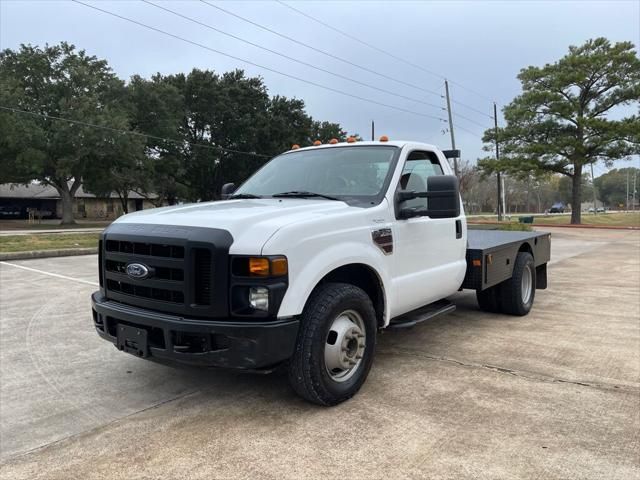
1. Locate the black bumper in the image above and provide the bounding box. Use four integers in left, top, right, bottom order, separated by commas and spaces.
91, 292, 299, 369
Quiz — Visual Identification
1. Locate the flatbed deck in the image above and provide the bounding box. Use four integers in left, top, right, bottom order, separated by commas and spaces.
463, 229, 551, 291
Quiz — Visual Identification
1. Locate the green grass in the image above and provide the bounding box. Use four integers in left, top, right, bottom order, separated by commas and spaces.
0, 219, 111, 230
0, 233, 100, 253
535, 212, 640, 226
469, 212, 639, 227
469, 223, 532, 232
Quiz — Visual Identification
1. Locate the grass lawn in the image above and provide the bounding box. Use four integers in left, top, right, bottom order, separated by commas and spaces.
469, 212, 639, 227
535, 212, 640, 226
0, 219, 111, 230
0, 233, 100, 253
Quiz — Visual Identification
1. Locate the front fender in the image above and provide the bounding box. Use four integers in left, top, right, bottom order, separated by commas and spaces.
275, 241, 392, 325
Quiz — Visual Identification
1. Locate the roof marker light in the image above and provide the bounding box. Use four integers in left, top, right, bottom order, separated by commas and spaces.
379, 135, 389, 142
346, 136, 356, 143
291, 144, 300, 150
329, 138, 338, 144
313, 140, 322, 146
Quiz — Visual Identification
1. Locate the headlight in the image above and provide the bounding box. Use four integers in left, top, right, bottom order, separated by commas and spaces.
249, 286, 269, 311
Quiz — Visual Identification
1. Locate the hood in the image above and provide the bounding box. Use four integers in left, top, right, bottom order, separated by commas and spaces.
114, 198, 356, 253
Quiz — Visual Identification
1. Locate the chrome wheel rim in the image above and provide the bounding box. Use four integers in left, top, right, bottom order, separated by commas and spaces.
521, 264, 533, 304
324, 309, 366, 383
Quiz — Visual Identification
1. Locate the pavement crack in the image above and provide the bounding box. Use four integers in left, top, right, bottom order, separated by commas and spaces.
378, 348, 639, 394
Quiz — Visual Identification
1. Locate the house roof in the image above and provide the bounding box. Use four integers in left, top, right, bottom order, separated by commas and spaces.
0, 183, 157, 199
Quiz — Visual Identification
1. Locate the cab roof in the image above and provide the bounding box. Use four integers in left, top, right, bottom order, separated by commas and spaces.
285, 140, 440, 154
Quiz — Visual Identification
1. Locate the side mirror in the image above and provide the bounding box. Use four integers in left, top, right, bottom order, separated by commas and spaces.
397, 175, 460, 219
426, 175, 460, 218
221, 182, 236, 199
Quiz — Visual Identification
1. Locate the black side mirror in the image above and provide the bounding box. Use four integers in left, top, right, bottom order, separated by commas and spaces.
221, 182, 236, 199
397, 175, 460, 219
426, 175, 460, 218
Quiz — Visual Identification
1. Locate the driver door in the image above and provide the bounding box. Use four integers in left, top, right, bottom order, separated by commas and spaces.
391, 150, 464, 315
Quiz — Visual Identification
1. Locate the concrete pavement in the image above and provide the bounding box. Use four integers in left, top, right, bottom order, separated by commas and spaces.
0, 227, 638, 479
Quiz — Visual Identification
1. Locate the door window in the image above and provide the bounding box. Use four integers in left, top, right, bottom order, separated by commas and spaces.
399, 151, 444, 209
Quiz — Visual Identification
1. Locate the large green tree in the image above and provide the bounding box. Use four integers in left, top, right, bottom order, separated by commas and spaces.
479, 38, 640, 224
594, 167, 640, 208
0, 42, 142, 224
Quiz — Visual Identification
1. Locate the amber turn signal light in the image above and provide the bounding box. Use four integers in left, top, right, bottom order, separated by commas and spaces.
271, 257, 288, 276
249, 257, 270, 277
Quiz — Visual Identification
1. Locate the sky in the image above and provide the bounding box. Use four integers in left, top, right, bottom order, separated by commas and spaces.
1, 0, 639, 176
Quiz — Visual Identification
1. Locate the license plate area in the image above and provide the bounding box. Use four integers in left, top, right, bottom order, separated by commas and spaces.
116, 324, 148, 358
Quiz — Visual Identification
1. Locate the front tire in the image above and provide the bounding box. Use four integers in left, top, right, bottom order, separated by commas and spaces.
287, 282, 377, 406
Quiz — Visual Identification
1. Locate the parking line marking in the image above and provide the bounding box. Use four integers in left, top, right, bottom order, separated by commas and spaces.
0, 261, 99, 286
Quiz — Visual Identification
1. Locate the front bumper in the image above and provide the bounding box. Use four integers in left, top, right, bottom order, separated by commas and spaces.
91, 292, 299, 369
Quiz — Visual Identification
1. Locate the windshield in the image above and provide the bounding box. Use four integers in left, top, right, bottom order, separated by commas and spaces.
235, 146, 398, 204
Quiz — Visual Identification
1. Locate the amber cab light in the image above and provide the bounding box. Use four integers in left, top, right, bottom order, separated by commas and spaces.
379, 135, 389, 142
291, 144, 300, 150
313, 140, 322, 146
346, 136, 356, 143
329, 138, 338, 144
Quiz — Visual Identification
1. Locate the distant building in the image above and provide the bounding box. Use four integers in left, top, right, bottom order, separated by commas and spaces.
0, 183, 159, 220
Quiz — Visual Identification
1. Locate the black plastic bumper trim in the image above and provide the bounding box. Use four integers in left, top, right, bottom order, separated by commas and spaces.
91, 292, 299, 369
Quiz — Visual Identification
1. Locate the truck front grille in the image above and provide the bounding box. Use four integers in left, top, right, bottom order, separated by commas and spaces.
101, 230, 219, 316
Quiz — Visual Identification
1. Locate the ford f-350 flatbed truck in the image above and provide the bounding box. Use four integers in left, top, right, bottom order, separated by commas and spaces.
91, 140, 550, 405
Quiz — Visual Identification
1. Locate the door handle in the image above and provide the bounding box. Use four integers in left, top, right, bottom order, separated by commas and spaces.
455, 219, 462, 239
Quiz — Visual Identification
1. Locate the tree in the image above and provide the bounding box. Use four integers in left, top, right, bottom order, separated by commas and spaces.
478, 38, 640, 224
558, 174, 593, 208
0, 43, 141, 224
125, 74, 186, 205
594, 167, 640, 208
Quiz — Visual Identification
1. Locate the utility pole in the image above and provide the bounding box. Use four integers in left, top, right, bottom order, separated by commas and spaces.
634, 171, 637, 211
371, 120, 375, 141
494, 102, 503, 221
591, 162, 597, 214
444, 80, 459, 177
627, 170, 630, 211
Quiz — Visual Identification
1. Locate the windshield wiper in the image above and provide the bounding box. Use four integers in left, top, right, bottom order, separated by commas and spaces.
272, 191, 341, 201
228, 193, 262, 199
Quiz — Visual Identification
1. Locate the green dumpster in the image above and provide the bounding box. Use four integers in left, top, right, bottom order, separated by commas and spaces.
518, 216, 534, 224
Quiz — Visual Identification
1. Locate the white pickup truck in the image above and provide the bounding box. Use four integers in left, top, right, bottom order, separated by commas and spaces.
91, 140, 550, 405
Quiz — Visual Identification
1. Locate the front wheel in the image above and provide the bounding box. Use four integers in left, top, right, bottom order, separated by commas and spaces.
287, 282, 377, 406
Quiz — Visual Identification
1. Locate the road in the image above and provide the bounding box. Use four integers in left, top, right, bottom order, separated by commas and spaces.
0, 226, 638, 479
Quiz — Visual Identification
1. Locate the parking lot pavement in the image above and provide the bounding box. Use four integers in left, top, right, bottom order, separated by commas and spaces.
0, 228, 638, 479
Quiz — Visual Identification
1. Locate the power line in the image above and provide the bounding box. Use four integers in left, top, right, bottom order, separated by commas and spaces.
276, 0, 497, 105
200, 0, 443, 99
73, 1, 447, 123
144, 0, 445, 112
0, 105, 271, 158
454, 111, 492, 130
203, 1, 494, 123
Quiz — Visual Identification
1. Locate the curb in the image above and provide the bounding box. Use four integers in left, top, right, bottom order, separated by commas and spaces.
468, 222, 640, 231
0, 248, 98, 261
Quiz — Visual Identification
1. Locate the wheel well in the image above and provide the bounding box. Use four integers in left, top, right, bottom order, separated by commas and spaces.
518, 242, 533, 258
317, 264, 385, 327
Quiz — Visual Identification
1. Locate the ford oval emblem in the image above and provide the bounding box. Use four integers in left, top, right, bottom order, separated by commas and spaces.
126, 263, 150, 280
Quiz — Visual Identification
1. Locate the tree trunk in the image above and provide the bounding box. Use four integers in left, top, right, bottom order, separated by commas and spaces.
570, 166, 582, 224
118, 192, 129, 214
58, 188, 76, 225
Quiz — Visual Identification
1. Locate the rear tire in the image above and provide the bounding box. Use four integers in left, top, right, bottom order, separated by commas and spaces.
500, 252, 536, 316
287, 282, 377, 406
